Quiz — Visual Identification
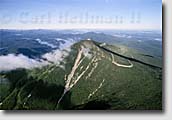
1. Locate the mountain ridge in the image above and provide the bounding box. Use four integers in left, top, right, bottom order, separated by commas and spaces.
0, 40, 162, 110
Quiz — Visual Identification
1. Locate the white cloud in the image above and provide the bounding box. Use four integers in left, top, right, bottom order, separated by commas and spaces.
0, 54, 48, 71
113, 34, 132, 38
42, 49, 69, 64
42, 38, 74, 64
0, 39, 75, 71
154, 38, 161, 41
35, 38, 56, 48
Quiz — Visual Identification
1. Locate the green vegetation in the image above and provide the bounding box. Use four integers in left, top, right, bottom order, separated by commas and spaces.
0, 40, 162, 110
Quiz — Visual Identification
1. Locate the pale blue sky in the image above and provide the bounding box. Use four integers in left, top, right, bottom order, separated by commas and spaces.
0, 0, 162, 30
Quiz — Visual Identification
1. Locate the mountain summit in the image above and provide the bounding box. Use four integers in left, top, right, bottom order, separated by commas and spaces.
0, 40, 162, 110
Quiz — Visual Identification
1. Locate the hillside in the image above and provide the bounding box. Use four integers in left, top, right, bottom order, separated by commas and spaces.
0, 40, 162, 110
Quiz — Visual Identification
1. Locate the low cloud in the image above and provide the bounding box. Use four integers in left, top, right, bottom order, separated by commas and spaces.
0, 54, 48, 71
35, 38, 57, 48
42, 49, 70, 65
154, 38, 161, 41
42, 38, 75, 64
113, 34, 132, 39
0, 39, 75, 72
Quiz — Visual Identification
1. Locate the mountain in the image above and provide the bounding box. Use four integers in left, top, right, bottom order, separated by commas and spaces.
0, 40, 162, 110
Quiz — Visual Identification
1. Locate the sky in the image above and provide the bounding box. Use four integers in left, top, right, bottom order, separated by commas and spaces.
0, 0, 162, 30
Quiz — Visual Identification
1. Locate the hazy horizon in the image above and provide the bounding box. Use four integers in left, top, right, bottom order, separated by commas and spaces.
0, 0, 162, 30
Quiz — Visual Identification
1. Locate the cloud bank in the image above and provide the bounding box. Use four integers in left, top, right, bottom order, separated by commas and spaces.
0, 39, 75, 72
0, 54, 48, 71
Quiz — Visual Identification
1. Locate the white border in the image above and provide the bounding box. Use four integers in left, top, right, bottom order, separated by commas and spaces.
0, 0, 171, 120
